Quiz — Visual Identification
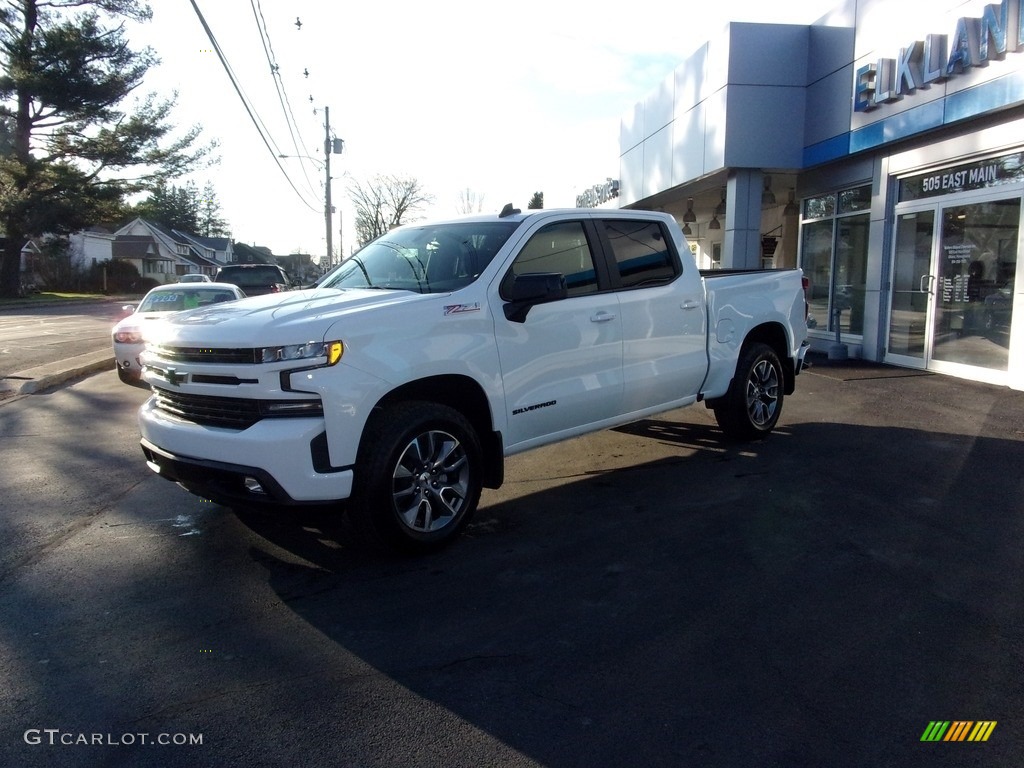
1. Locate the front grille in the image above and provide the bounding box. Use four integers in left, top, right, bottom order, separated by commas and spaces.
149, 345, 259, 364
153, 388, 263, 429
152, 388, 324, 429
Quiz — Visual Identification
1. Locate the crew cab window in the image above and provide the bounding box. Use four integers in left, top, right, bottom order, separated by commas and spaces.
600, 219, 677, 287
508, 221, 598, 296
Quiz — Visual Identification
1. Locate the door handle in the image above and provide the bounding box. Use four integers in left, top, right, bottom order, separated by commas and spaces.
919, 274, 935, 294
681, 299, 701, 310
590, 311, 616, 323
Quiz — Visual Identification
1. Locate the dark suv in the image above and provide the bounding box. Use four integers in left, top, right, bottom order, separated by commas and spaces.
215, 264, 292, 296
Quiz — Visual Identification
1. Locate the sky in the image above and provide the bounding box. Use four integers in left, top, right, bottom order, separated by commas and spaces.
126, 0, 835, 261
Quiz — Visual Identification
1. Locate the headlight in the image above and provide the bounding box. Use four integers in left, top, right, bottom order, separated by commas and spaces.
258, 340, 343, 365
114, 329, 142, 344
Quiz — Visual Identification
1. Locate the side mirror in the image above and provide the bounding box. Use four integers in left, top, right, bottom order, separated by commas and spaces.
503, 272, 567, 323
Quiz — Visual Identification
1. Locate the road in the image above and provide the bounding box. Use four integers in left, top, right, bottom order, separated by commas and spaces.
0, 302, 128, 378
1, 363, 1024, 766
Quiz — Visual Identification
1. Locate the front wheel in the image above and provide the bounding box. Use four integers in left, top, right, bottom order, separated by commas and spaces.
713, 342, 785, 441
349, 401, 482, 553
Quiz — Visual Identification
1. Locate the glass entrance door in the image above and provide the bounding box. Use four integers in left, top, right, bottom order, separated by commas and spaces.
886, 193, 1020, 383
886, 210, 934, 364
931, 199, 1018, 373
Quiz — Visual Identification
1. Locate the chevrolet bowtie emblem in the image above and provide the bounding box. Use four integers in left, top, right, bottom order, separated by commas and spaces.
166, 367, 183, 387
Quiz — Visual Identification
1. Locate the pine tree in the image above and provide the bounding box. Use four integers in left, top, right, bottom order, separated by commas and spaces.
198, 182, 228, 237
0, 1, 214, 297
130, 181, 200, 233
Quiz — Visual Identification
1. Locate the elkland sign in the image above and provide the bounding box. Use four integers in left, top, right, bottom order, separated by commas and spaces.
854, 0, 1023, 112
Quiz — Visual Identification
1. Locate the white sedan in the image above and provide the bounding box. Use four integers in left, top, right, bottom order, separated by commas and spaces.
112, 282, 245, 385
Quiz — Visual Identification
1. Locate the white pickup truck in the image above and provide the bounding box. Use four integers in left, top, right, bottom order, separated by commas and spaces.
139, 207, 808, 551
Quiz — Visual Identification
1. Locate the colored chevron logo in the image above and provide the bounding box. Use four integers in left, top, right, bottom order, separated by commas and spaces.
921, 721, 997, 742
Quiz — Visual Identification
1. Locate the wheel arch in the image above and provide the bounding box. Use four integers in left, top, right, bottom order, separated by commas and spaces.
742, 322, 797, 395
370, 374, 504, 489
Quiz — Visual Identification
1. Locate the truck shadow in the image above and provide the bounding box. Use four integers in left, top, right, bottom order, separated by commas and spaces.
233, 412, 1024, 767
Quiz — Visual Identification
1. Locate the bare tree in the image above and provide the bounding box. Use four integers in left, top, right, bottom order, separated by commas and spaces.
456, 187, 486, 214
348, 178, 388, 247
349, 175, 433, 247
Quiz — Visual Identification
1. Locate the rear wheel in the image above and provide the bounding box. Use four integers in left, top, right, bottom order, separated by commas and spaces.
713, 342, 784, 440
350, 401, 482, 553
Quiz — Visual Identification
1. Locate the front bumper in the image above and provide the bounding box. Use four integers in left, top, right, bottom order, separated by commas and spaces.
138, 398, 354, 506
113, 341, 144, 377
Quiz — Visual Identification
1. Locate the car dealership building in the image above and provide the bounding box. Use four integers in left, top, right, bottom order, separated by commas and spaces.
619, 0, 1024, 389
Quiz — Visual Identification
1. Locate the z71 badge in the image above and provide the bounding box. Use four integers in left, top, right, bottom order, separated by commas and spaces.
444, 302, 481, 315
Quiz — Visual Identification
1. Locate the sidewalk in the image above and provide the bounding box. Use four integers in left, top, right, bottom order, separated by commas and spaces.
0, 350, 114, 398
0, 294, 135, 400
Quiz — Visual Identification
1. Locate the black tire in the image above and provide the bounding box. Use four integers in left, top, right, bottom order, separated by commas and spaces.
349, 401, 482, 553
713, 342, 785, 441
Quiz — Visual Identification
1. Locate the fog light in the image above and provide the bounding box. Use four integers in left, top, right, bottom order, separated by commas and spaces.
243, 477, 265, 494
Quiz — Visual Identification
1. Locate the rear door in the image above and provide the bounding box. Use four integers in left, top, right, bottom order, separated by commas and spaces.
595, 216, 708, 412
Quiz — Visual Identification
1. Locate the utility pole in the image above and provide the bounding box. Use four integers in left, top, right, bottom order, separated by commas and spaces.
324, 105, 333, 267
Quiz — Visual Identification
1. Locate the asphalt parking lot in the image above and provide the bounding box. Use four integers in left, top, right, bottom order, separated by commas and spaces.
2, 353, 1024, 767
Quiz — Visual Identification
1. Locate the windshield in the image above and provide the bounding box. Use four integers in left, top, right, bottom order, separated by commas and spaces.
321, 221, 518, 294
138, 288, 237, 312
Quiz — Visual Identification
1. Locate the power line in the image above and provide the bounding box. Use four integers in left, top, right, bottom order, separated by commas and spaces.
188, 0, 321, 214
249, 0, 321, 203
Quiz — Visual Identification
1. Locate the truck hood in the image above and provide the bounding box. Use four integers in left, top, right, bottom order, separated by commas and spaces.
149, 287, 436, 347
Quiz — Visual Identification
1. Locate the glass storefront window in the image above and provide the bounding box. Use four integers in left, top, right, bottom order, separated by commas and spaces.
802, 220, 833, 331
799, 185, 871, 335
835, 214, 870, 334
839, 186, 871, 214
803, 194, 835, 220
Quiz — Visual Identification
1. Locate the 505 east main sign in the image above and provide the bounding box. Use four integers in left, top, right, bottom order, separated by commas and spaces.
854, 0, 1024, 112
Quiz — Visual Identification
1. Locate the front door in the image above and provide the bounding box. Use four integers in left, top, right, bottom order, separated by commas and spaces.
492, 219, 624, 452
886, 192, 1020, 384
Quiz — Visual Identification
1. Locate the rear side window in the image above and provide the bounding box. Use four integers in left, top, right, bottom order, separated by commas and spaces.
601, 219, 677, 287
508, 221, 598, 297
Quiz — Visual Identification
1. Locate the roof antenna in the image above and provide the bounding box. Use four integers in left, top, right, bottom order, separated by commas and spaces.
499, 203, 521, 218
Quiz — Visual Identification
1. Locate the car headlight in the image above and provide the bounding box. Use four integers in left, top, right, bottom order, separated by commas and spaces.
259, 340, 343, 365
114, 329, 142, 344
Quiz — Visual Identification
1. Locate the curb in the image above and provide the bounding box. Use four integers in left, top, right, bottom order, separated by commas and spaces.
0, 350, 115, 395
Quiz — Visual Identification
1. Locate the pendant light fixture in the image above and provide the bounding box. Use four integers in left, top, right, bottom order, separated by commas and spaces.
683, 197, 696, 223
715, 187, 726, 217
783, 189, 800, 216
762, 175, 776, 207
